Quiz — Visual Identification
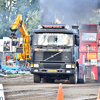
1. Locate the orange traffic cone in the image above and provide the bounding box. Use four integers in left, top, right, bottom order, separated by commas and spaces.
56, 83, 64, 100
97, 87, 100, 100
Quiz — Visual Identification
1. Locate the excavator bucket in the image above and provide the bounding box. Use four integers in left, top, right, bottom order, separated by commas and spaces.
9, 28, 17, 39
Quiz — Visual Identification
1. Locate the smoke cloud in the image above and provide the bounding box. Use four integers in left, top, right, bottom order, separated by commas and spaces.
39, 0, 100, 26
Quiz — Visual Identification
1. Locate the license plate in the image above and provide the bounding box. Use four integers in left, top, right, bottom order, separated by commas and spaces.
48, 69, 57, 72
48, 49, 57, 51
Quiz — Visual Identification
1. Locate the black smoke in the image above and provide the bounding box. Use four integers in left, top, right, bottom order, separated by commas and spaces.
39, 0, 100, 26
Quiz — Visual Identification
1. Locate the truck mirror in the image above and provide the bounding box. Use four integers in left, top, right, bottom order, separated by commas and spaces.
75, 35, 79, 46
77, 39, 79, 46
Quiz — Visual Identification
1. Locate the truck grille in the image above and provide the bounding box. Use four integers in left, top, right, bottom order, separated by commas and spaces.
43, 64, 60, 69
34, 51, 72, 62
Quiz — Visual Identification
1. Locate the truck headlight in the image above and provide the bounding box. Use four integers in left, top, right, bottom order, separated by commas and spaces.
34, 64, 39, 68
66, 64, 71, 68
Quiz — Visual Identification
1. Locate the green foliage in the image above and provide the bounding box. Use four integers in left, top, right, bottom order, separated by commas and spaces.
27, 10, 40, 33
0, 0, 40, 39
0, 0, 6, 11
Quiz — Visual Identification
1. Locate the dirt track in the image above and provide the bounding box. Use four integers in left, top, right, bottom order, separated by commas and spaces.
0, 75, 100, 100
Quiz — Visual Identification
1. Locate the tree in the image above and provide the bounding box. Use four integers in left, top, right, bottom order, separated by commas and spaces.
27, 10, 40, 33
0, 0, 40, 39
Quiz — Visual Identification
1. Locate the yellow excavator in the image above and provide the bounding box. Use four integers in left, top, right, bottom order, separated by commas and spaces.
10, 14, 31, 60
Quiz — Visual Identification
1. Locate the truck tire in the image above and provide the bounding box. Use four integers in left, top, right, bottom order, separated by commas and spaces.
33, 74, 40, 83
69, 67, 78, 84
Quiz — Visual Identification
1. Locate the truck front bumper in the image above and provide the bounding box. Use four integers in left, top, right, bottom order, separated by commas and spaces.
31, 68, 75, 75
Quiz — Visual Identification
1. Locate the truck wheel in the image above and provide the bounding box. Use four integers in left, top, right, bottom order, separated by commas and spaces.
69, 67, 78, 84
33, 74, 40, 83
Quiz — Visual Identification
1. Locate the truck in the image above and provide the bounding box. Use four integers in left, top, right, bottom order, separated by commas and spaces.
10, 15, 86, 83
30, 24, 84, 84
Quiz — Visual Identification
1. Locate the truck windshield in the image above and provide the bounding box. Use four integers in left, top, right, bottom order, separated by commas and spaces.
33, 33, 73, 46
81, 32, 97, 41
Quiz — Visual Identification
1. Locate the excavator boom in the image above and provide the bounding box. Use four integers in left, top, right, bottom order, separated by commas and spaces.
10, 14, 31, 59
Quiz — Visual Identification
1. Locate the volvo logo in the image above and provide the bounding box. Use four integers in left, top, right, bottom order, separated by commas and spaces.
64, 56, 69, 60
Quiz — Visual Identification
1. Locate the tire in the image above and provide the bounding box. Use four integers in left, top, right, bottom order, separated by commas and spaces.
69, 67, 78, 84
33, 74, 40, 83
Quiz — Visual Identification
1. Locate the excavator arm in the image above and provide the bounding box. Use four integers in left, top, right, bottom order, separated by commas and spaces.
10, 14, 31, 59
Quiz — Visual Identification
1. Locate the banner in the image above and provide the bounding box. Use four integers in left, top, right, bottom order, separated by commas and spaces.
80, 43, 97, 52
87, 53, 97, 59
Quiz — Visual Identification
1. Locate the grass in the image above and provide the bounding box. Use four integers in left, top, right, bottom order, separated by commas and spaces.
7, 74, 32, 77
